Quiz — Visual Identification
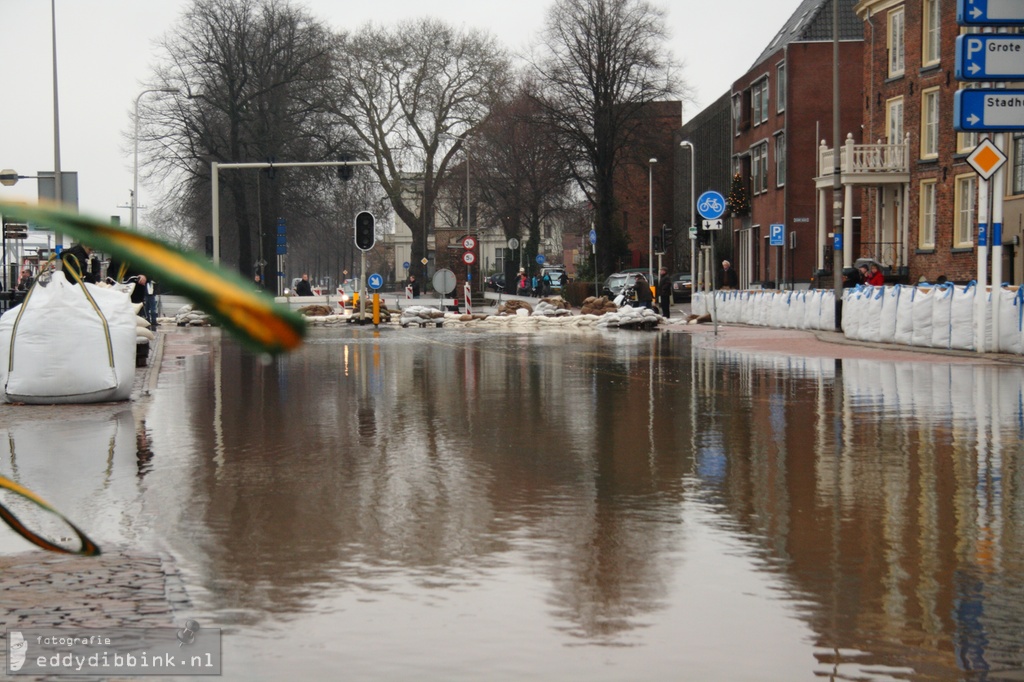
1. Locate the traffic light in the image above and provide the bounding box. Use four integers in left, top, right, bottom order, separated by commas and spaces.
337, 155, 353, 181
653, 235, 662, 253
354, 211, 375, 251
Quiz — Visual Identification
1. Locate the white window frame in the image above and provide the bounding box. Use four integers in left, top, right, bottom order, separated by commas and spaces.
954, 174, 976, 247
752, 141, 769, 194
921, 87, 940, 159
889, 7, 906, 77
776, 61, 786, 113
886, 96, 904, 143
732, 93, 743, 136
751, 77, 769, 126
774, 132, 786, 187
923, 0, 941, 66
1013, 133, 1024, 195
919, 179, 937, 249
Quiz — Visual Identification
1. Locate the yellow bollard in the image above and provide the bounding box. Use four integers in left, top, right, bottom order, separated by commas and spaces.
373, 293, 380, 326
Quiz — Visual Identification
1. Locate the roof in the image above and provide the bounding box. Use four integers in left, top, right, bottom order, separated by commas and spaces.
750, 0, 863, 70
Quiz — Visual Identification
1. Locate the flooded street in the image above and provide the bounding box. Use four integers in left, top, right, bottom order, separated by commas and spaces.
3, 325, 1024, 681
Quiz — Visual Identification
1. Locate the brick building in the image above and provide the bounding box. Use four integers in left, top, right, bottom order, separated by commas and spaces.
850, 0, 1023, 285
733, 0, 864, 289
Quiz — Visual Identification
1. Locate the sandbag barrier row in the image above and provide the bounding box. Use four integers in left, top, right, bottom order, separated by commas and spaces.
691, 284, 1024, 355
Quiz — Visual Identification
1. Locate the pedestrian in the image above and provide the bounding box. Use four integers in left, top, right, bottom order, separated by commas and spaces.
130, 274, 148, 309
17, 268, 34, 291
559, 272, 568, 290
408, 274, 421, 298
61, 243, 100, 284
857, 263, 870, 284
657, 267, 672, 318
634, 273, 654, 310
531, 273, 540, 297
294, 273, 314, 296
516, 269, 528, 296
144, 277, 159, 329
718, 260, 738, 290
866, 263, 885, 286
541, 270, 552, 296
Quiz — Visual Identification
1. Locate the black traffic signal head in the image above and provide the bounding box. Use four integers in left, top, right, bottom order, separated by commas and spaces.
338, 155, 353, 181
354, 211, 375, 251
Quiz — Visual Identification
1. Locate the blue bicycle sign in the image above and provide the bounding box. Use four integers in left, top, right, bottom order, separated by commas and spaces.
697, 191, 726, 220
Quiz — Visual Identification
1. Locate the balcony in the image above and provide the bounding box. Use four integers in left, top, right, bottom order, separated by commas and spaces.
816, 133, 910, 187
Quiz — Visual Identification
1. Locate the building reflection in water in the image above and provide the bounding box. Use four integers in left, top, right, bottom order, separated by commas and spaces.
4, 326, 1022, 679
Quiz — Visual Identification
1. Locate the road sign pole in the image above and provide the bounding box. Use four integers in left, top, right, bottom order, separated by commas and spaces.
976, 174, 990, 352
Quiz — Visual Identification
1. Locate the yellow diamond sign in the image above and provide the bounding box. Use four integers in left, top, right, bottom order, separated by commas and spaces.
967, 138, 1007, 180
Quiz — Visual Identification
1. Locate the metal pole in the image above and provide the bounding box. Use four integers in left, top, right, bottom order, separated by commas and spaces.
831, 0, 843, 330
680, 141, 696, 281
211, 162, 220, 264
976, 175, 990, 353
648, 158, 657, 287
992, 131, 1006, 349
51, 0, 63, 246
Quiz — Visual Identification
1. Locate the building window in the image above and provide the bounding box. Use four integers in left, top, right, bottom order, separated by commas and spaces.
1014, 133, 1024, 195
751, 77, 769, 126
752, 142, 769, 194
954, 174, 976, 247
923, 0, 941, 66
889, 7, 905, 77
919, 179, 937, 249
495, 248, 505, 272
774, 133, 786, 187
921, 87, 939, 159
776, 62, 786, 112
732, 93, 742, 136
886, 97, 904, 143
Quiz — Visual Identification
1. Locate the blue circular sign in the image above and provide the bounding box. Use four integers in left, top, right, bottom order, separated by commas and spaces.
402, 261, 410, 270
536, 254, 546, 265
589, 229, 597, 245
367, 273, 383, 290
697, 190, 727, 220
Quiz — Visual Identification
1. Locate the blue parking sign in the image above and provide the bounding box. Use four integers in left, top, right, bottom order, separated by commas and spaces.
769, 224, 784, 247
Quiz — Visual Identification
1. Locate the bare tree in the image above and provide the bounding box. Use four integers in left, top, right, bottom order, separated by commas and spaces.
328, 18, 511, 279
139, 0, 354, 279
530, 0, 684, 276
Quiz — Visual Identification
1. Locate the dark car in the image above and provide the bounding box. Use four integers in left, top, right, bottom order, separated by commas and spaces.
671, 273, 692, 302
487, 273, 506, 292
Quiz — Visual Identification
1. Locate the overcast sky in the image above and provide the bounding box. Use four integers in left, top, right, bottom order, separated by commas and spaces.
1, 0, 788, 221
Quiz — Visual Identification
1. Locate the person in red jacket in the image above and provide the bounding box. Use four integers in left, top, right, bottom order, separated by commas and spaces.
866, 262, 885, 286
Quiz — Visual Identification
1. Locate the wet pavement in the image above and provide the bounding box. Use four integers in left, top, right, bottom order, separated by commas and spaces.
2, 317, 1023, 680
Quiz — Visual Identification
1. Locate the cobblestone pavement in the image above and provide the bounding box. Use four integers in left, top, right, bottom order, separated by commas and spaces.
0, 334, 192, 679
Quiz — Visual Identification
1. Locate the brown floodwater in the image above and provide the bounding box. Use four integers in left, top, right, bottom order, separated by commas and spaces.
3, 325, 1024, 681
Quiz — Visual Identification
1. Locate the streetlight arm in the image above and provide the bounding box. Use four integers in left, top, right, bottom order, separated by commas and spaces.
133, 87, 180, 228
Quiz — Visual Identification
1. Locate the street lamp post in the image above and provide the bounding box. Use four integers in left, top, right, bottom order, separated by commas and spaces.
133, 88, 179, 228
648, 158, 657, 286
679, 140, 695, 283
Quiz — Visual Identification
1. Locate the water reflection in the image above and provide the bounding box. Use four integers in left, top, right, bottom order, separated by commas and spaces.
3, 327, 1023, 680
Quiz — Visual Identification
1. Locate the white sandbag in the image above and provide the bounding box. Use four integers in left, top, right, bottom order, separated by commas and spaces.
802, 290, 820, 329
863, 286, 885, 342
930, 284, 954, 350
949, 283, 976, 351
769, 292, 787, 328
894, 285, 915, 346
842, 287, 864, 338
911, 286, 935, 347
878, 285, 900, 343
996, 285, 1024, 354
819, 290, 836, 330
0, 270, 137, 404
787, 291, 806, 329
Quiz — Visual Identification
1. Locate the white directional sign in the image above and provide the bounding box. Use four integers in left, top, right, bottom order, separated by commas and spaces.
769, 223, 785, 247
702, 219, 723, 231
956, 35, 1024, 80
954, 89, 1024, 131
957, 0, 1024, 25
367, 273, 383, 290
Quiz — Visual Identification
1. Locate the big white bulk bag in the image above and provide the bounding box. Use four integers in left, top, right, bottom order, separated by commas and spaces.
0, 270, 137, 404
930, 284, 954, 350
996, 285, 1024, 354
949, 283, 976, 351
863, 286, 885, 343
894, 285, 915, 346
911, 286, 935, 347
878, 285, 901, 343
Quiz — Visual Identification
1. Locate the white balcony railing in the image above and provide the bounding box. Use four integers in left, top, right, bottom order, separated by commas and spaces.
818, 132, 910, 177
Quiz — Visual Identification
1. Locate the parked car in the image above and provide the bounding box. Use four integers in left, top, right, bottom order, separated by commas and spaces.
540, 266, 566, 291
671, 273, 692, 302
602, 272, 643, 298
487, 273, 505, 292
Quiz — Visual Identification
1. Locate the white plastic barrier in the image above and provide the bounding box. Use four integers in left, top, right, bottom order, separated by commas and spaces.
930, 284, 954, 350
949, 284, 976, 351
1, 270, 137, 404
864, 286, 885, 343
911, 286, 936, 347
878, 285, 901, 344
996, 285, 1023, 354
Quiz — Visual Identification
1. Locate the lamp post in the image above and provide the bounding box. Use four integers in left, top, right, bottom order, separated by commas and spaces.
679, 140, 695, 283
648, 157, 657, 286
133, 88, 179, 227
